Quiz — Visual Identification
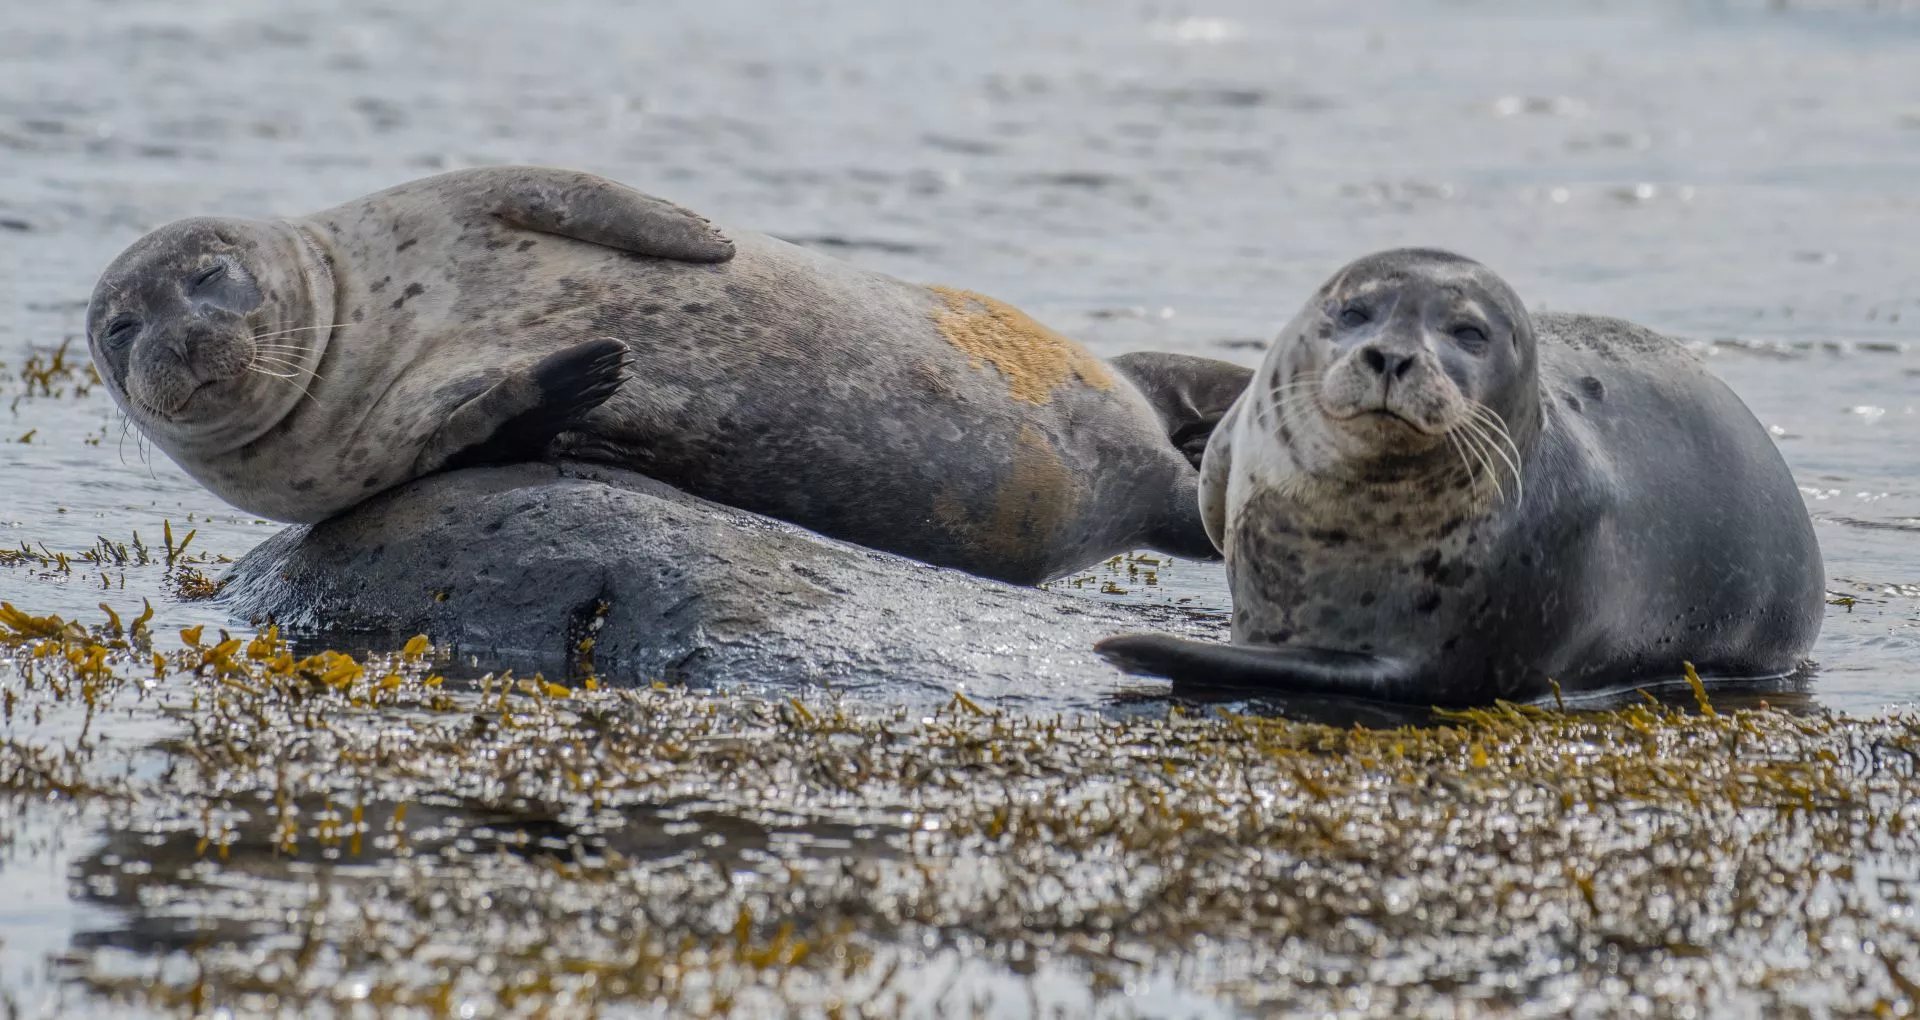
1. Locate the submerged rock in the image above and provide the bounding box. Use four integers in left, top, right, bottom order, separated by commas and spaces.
220, 461, 1224, 704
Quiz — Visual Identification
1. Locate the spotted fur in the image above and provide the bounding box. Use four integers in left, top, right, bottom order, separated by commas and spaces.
86, 166, 1254, 584
1101, 249, 1825, 704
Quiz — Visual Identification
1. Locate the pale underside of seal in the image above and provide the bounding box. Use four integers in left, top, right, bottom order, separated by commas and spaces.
1097, 249, 1825, 706
85, 166, 1253, 585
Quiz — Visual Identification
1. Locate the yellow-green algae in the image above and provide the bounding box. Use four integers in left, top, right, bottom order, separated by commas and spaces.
3, 603, 1920, 1017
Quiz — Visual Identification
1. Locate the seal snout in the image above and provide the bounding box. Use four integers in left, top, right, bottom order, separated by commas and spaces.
1358, 345, 1417, 381
127, 329, 242, 418
1320, 340, 1461, 439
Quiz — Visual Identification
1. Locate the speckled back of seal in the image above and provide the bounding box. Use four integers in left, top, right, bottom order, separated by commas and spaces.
85, 166, 1254, 584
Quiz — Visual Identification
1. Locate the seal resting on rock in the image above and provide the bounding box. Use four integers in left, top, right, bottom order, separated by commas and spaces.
85, 166, 1250, 584
1098, 248, 1824, 706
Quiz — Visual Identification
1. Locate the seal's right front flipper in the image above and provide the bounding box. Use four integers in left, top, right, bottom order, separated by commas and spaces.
1108, 352, 1256, 467
416, 338, 629, 476
460, 165, 736, 264
1096, 632, 1418, 703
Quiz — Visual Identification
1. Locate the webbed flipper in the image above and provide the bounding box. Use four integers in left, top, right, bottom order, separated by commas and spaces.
1107, 352, 1255, 467
465, 165, 735, 263
1097, 632, 1417, 702
415, 338, 629, 476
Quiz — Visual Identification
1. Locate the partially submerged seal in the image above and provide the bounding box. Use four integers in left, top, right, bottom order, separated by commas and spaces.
1098, 248, 1824, 705
86, 166, 1249, 584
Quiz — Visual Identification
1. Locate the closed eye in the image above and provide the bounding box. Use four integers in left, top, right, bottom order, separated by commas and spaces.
1338, 305, 1370, 327
1452, 324, 1489, 348
191, 263, 226, 288
103, 318, 139, 346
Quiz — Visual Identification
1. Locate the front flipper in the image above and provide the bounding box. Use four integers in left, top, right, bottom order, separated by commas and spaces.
415, 338, 629, 476
1196, 394, 1241, 552
463, 165, 736, 263
1107, 352, 1255, 467
1097, 632, 1417, 702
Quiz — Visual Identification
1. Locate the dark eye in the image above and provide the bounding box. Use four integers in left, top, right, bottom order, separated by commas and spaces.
191, 263, 226, 288
1452, 325, 1489, 349
1338, 306, 1370, 327
102, 318, 139, 347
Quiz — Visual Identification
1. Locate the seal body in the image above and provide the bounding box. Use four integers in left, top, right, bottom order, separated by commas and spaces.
86, 167, 1250, 584
1099, 249, 1824, 705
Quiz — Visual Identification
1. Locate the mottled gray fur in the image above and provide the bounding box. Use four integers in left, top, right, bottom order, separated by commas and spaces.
1100, 248, 1825, 705
220, 460, 1230, 709
86, 166, 1251, 584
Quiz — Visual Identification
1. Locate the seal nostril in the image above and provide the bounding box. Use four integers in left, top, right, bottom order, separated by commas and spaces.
1392, 356, 1414, 379
1361, 348, 1388, 375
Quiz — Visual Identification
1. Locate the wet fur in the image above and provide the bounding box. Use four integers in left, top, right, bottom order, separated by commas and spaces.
1100, 250, 1825, 705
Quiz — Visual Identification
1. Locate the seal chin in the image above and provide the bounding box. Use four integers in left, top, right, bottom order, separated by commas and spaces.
167, 379, 225, 417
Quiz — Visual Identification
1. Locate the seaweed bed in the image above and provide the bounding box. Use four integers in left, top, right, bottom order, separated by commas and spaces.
4, 603, 1920, 1017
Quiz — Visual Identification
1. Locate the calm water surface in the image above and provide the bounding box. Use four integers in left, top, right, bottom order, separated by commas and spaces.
2, 0, 1919, 1012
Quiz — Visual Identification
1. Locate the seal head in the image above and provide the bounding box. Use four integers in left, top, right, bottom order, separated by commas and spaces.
1302, 248, 1535, 461
86, 216, 332, 458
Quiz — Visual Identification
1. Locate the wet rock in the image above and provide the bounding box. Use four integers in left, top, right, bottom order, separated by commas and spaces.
220, 461, 1224, 703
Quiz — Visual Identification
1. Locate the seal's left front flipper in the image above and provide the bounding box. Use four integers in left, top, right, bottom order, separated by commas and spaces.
465, 165, 736, 264
1108, 352, 1256, 467
417, 338, 629, 475
1097, 632, 1418, 702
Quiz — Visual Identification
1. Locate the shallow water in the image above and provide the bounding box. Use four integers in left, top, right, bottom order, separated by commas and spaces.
2, 0, 1919, 1014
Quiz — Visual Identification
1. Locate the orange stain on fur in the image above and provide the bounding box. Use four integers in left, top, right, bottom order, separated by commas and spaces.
928, 286, 1114, 404
934, 425, 1081, 567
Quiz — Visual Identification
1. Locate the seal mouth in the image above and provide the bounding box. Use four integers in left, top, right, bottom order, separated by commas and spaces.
1323, 403, 1444, 437
130, 377, 221, 422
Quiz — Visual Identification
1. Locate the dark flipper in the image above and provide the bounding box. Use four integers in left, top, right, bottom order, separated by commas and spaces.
462, 165, 736, 263
1108, 352, 1256, 467
416, 339, 629, 475
1097, 632, 1417, 702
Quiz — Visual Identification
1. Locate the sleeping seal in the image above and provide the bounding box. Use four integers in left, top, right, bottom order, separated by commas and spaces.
1097, 248, 1824, 705
84, 166, 1251, 585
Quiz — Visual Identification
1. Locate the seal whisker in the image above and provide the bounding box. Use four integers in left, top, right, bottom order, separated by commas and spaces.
249, 356, 327, 385
1452, 418, 1505, 505
249, 323, 351, 341
1443, 430, 1484, 496
245, 365, 319, 405
1465, 402, 1525, 506
1261, 377, 1322, 437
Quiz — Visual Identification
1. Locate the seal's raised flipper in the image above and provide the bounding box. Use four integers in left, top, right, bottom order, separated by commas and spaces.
1097, 633, 1416, 702
1108, 352, 1256, 467
465, 166, 736, 264
417, 338, 629, 475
